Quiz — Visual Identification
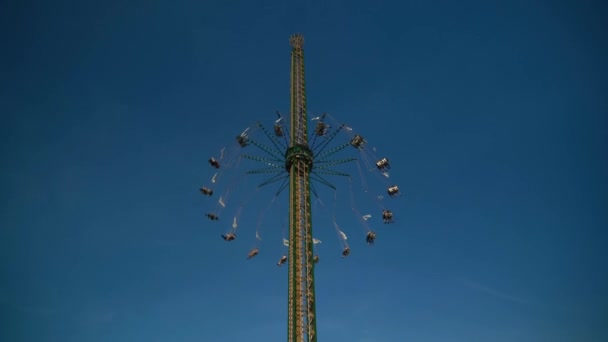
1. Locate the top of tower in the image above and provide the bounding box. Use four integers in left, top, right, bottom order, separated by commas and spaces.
289, 34, 304, 48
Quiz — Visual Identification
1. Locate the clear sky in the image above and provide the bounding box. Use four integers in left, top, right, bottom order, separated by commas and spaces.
1, 0, 607, 341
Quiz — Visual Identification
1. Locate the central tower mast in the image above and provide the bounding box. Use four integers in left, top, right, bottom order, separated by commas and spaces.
285, 33, 317, 342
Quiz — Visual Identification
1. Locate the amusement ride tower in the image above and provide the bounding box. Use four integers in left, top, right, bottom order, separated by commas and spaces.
201, 33, 401, 342
285, 33, 317, 342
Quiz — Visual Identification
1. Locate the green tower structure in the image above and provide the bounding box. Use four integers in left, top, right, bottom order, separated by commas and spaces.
285, 33, 317, 342
237, 34, 356, 341
204, 32, 394, 342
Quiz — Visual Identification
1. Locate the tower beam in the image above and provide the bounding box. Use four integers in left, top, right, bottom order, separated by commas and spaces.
287, 33, 317, 342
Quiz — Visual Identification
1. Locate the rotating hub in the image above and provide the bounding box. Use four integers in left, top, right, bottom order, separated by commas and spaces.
285, 144, 313, 172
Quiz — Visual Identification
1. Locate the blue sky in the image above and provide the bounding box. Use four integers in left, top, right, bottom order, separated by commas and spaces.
1, 0, 606, 341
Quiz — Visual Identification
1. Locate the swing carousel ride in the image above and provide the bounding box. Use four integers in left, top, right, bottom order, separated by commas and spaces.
197, 34, 403, 342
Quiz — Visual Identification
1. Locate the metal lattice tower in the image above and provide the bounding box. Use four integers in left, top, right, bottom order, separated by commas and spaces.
285, 33, 317, 342
203, 33, 398, 342
236, 34, 355, 341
